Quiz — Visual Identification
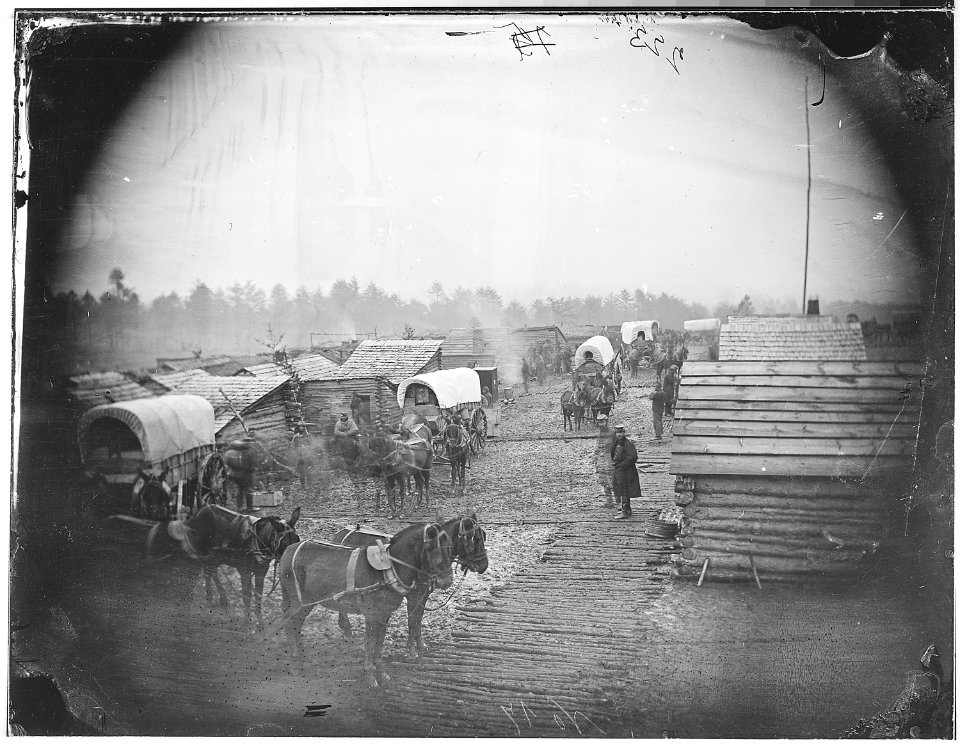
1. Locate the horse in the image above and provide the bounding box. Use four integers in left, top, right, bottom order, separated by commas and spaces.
200, 506, 301, 627
392, 436, 433, 509
586, 385, 614, 425
381, 446, 409, 519
131, 469, 172, 519
442, 421, 470, 493
144, 504, 301, 624
562, 386, 589, 432
561, 390, 577, 432
276, 521, 454, 687
331, 512, 488, 659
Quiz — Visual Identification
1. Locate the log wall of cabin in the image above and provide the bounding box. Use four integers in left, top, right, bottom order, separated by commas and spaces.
672, 475, 903, 582
216, 392, 290, 452
301, 378, 403, 435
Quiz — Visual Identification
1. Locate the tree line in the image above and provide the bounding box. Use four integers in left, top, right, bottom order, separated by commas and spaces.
46, 269, 866, 359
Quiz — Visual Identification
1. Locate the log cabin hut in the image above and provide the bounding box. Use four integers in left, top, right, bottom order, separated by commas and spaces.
145, 370, 293, 451
441, 328, 504, 369
670, 315, 923, 582
300, 339, 443, 434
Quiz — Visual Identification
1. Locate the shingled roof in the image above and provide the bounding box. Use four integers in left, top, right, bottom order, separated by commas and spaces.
154, 373, 290, 430
319, 339, 443, 384
243, 353, 341, 379
66, 372, 154, 411
719, 316, 866, 361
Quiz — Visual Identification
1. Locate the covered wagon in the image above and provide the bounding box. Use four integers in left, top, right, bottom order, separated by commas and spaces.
574, 335, 624, 392
397, 367, 489, 455
621, 320, 660, 346
78, 395, 215, 487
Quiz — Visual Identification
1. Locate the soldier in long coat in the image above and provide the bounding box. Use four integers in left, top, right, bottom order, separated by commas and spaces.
610, 424, 642, 519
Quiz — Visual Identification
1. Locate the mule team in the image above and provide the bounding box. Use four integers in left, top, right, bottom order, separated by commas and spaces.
140, 500, 488, 689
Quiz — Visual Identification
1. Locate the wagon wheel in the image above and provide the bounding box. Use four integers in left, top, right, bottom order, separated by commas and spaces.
469, 409, 488, 455
196, 452, 228, 510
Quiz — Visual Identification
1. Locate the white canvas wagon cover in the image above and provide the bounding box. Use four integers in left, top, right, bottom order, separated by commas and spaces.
397, 368, 482, 411
621, 321, 660, 345
78, 394, 216, 467
683, 318, 721, 333
575, 335, 616, 368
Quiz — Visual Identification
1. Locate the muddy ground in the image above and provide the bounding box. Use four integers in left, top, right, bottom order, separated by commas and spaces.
11, 368, 953, 736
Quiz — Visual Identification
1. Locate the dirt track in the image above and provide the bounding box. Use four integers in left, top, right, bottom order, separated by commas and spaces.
12, 368, 953, 736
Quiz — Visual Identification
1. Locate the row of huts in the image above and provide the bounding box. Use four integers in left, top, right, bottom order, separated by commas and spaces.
68, 324, 579, 459
668, 314, 927, 582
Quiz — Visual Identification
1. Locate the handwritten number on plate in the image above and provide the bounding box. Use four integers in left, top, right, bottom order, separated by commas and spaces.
667, 46, 684, 75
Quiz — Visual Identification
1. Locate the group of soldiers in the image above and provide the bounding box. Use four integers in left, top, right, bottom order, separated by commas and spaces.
520, 342, 576, 392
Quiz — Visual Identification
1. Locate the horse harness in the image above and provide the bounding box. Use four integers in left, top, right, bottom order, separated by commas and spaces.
288, 524, 452, 608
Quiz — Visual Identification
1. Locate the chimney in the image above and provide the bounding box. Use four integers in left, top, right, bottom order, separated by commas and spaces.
806, 298, 820, 315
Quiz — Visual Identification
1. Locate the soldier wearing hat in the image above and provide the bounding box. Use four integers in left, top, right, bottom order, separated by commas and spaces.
610, 423, 642, 519
593, 413, 615, 507
649, 382, 666, 439
333, 411, 360, 457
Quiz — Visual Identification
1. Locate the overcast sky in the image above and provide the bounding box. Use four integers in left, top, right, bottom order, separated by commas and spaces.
58, 14, 922, 308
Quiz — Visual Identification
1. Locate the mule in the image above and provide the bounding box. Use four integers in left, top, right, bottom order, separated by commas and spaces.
132, 469, 172, 519
201, 506, 301, 627
276, 521, 454, 687
442, 422, 470, 493
332, 512, 488, 659
382, 447, 409, 519
145, 504, 300, 622
392, 435, 432, 508
587, 386, 614, 425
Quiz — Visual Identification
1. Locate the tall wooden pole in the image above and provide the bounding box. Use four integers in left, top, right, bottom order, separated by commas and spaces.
802, 77, 812, 313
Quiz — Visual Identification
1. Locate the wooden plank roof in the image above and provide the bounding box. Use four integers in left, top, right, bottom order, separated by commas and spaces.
243, 353, 341, 379
670, 360, 923, 478
316, 339, 443, 384
152, 373, 290, 430
719, 316, 866, 361
66, 372, 155, 411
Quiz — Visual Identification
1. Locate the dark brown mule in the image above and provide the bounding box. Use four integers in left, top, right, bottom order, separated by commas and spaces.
332, 512, 488, 659
145, 504, 300, 625
202, 506, 301, 627
561, 384, 590, 432
275, 521, 454, 687
132, 469, 172, 519
391, 436, 433, 509
442, 422, 470, 493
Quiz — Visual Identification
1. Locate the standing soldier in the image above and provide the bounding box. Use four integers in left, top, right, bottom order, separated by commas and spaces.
521, 358, 531, 394
594, 414, 615, 507
562, 346, 573, 374
611, 424, 642, 519
649, 382, 666, 439
663, 365, 678, 417
291, 422, 310, 489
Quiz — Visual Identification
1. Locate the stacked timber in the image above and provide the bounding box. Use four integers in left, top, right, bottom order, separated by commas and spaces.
670, 360, 923, 582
